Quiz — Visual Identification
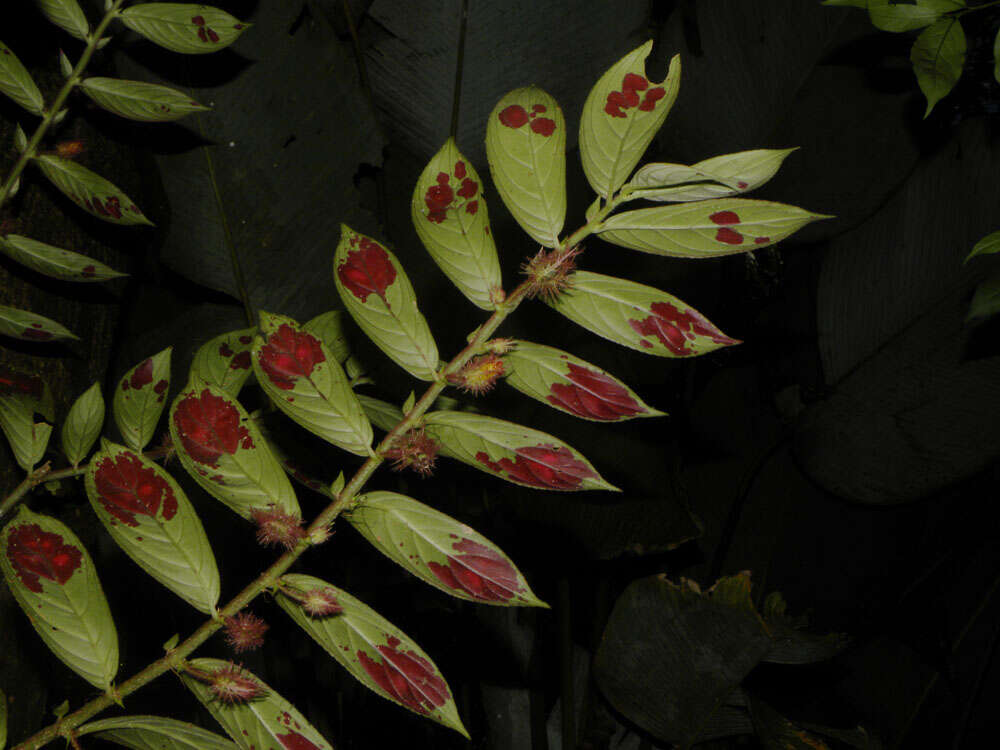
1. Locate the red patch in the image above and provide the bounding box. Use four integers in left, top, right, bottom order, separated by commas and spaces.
93, 452, 178, 527
130, 358, 154, 389
428, 538, 521, 601
715, 227, 744, 244
82, 265, 96, 278
424, 181, 453, 223
337, 238, 397, 302
22, 328, 53, 340
754, 236, 770, 245
5, 524, 82, 593
474, 444, 596, 490
547, 363, 643, 420
737, 181, 748, 189
277, 733, 322, 750
258, 324, 326, 390
629, 301, 738, 355
606, 73, 663, 117
498, 104, 529, 128
238, 335, 253, 345
456, 178, 478, 199
532, 104, 547, 113
230, 351, 251, 370
0, 369, 44, 399
637, 87, 666, 111
357, 636, 449, 714
173, 388, 254, 466
219, 343, 234, 357
191, 15, 205, 25
623, 73, 648, 92
153, 379, 168, 395
710, 211, 740, 225
530, 118, 556, 136
454, 161, 466, 179
466, 200, 479, 215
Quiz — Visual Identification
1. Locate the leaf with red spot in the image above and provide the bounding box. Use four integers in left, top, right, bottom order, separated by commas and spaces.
191, 327, 256, 397
33, 155, 153, 226
347, 491, 547, 607
485, 87, 566, 247
61, 382, 104, 467
36, 0, 90, 40
334, 225, 439, 381
0, 304, 77, 343
411, 138, 503, 309
0, 41, 45, 115
85, 441, 220, 613
252, 312, 372, 456
548, 271, 739, 358
597, 198, 831, 257
503, 340, 664, 422
422, 411, 616, 492
579, 41, 681, 199
78, 715, 238, 750
276, 574, 468, 737
0, 367, 54, 471
0, 233, 127, 282
80, 77, 211, 122
303, 310, 370, 383
0, 506, 118, 689
180, 658, 335, 750
169, 380, 299, 521
113, 347, 172, 451
119, 4, 250, 55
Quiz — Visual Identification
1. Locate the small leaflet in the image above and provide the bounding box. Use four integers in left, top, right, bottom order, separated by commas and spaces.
0, 233, 127, 282
548, 271, 739, 358
113, 348, 172, 451
61, 382, 104, 466
302, 310, 352, 363
179, 659, 334, 750
0, 304, 77, 343
190, 328, 255, 396
119, 4, 250, 55
36, 0, 90, 41
0, 41, 45, 115
967, 229, 1000, 262
503, 340, 664, 422
34, 155, 153, 225
357, 394, 404, 433
411, 138, 503, 309
422, 411, 616, 492
334, 225, 440, 381
0, 506, 118, 689
78, 715, 238, 750
347, 491, 547, 607
579, 42, 681, 199
911, 17, 966, 117
0, 367, 54, 472
85, 441, 221, 614
80, 77, 210, 122
485, 87, 566, 247
276, 573, 469, 737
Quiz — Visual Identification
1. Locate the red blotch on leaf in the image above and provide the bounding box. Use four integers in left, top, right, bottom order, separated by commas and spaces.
230, 351, 251, 370
637, 87, 666, 111
606, 73, 660, 117
454, 161, 466, 179
710, 211, 740, 225
623, 73, 649, 92
474, 444, 595, 490
498, 104, 529, 128
457, 178, 478, 199
532, 104, 547, 113
629, 301, 738, 355
154, 379, 168, 395
81, 265, 96, 278
715, 227, 744, 245
277, 733, 322, 750
219, 343, 234, 357
191, 15, 205, 25
428, 538, 522, 601
173, 388, 254, 466
737, 181, 749, 189
357, 636, 450, 714
258, 324, 326, 391
5, 524, 82, 593
93, 451, 178, 527
466, 200, 479, 215
547, 363, 643, 420
130, 358, 154, 389
22, 328, 53, 340
238, 335, 252, 345
337, 238, 397, 301
530, 118, 556, 136
0, 369, 44, 399
754, 236, 770, 245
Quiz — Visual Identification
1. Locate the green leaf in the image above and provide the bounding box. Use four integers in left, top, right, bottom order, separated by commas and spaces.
967, 273, 1000, 321
422, 410, 616, 491
119, 4, 250, 54
190, 328, 255, 397
412, 138, 503, 309
485, 86, 566, 247
0, 233, 127, 282
0, 304, 77, 343
347, 491, 547, 607
911, 17, 966, 117
80, 77, 210, 122
0, 41, 45, 115
78, 715, 238, 750
0, 506, 118, 689
868, 0, 946, 31
303, 310, 351, 363
0, 368, 54, 472
333, 225, 440, 381
85, 441, 221, 613
276, 574, 468, 737
35, 0, 90, 41
179, 659, 334, 750
61, 382, 104, 466
503, 340, 664, 421
966, 229, 1000, 262
357, 394, 404, 433
113, 348, 172, 451
579, 41, 681, 200
251, 311, 373, 456
548, 271, 739, 357
597, 199, 830, 257
994, 26, 1000, 85
169, 380, 300, 521
33, 154, 153, 225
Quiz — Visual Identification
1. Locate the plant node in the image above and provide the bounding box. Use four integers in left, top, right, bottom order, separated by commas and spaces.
522, 245, 581, 302
224, 611, 269, 653
447, 353, 505, 395
251, 506, 306, 550
383, 428, 439, 477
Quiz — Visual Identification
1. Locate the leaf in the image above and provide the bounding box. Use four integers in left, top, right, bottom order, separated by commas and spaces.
485, 86, 566, 247
33, 155, 153, 225
0, 304, 77, 343
78, 715, 238, 750
422, 410, 616, 491
303, 310, 351, 363
503, 340, 664, 421
347, 491, 547, 606
994, 26, 1000, 85
911, 17, 965, 117
35, 0, 90, 41
579, 41, 681, 199
868, 0, 946, 32
333, 225, 439, 381
0, 233, 127, 282
357, 394, 404, 433
80, 77, 209, 122
61, 382, 104, 466
411, 137, 503, 309
179, 659, 334, 750
113, 348, 172, 451
251, 311, 373, 456
967, 274, 1000, 321
85, 441, 221, 613
190, 328, 255, 396
0, 384, 52, 472
119, 4, 250, 54
169, 380, 300, 521
548, 271, 739, 357
276, 573, 468, 737
748, 695, 834, 750
0, 506, 118, 689
0, 41, 45, 115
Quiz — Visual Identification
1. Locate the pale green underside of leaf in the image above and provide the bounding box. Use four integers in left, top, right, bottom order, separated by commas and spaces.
0, 41, 45, 114
0, 506, 118, 689
34, 155, 153, 225
0, 304, 77, 342
113, 348, 172, 451
276, 574, 469, 737
190, 328, 255, 396
357, 394, 404, 432
868, 0, 951, 32
81, 77, 209, 122
485, 86, 566, 247
967, 229, 1000, 262
62, 382, 104, 466
911, 17, 966, 117
78, 715, 238, 750
968, 274, 1000, 321
119, 4, 249, 55
0, 394, 51, 471
36, 0, 90, 40
303, 310, 352, 363
0, 233, 126, 282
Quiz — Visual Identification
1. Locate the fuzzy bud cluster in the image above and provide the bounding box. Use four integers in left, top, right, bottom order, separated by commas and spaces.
383, 428, 440, 477
447, 353, 506, 395
251, 506, 306, 550
522, 245, 581, 302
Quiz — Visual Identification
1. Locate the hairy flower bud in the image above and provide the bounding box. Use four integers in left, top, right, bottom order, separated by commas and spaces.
383, 428, 440, 477
187, 662, 267, 705
251, 506, 306, 550
224, 612, 269, 653
447, 353, 506, 395
299, 586, 344, 618
522, 245, 581, 302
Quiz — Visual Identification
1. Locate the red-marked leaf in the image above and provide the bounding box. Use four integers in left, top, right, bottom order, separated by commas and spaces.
276, 574, 468, 737
0, 41, 45, 115
113, 348, 172, 451
85, 441, 220, 613
191, 327, 255, 397
334, 225, 439, 380
119, 4, 250, 55
34, 155, 153, 226
80, 77, 210, 122
78, 715, 238, 750
302, 310, 352, 363
0, 506, 118, 689
0, 303, 77, 343
503, 340, 664, 421
422, 411, 616, 492
0, 367, 54, 472
548, 271, 739, 358
0, 233, 127, 282
61, 382, 104, 466
348, 491, 546, 606
169, 380, 299, 520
